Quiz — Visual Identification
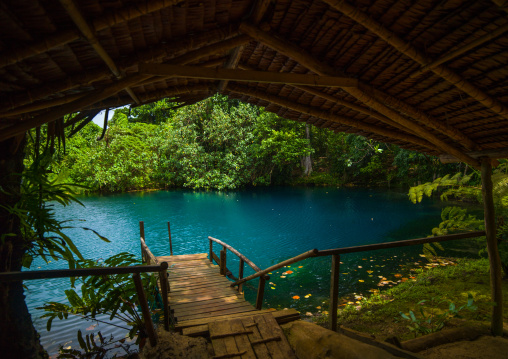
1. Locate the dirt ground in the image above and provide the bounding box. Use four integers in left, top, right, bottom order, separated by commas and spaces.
420, 335, 508, 359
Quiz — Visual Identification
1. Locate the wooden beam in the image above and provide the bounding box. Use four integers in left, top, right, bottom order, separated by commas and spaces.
228, 83, 438, 152
217, 46, 244, 92
322, 0, 508, 120
239, 22, 481, 168
0, 26, 240, 113
480, 158, 504, 336
0, 36, 245, 141
140, 63, 359, 87
439, 147, 508, 163
0, 0, 183, 68
59, 0, 140, 104
410, 22, 508, 78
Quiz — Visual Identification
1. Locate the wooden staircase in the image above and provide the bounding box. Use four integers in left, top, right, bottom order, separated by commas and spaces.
156, 253, 300, 332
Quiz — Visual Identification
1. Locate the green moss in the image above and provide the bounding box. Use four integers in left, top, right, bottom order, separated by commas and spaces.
314, 258, 507, 341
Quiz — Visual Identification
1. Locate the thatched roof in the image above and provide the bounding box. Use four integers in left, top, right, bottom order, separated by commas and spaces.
1, 0, 507, 168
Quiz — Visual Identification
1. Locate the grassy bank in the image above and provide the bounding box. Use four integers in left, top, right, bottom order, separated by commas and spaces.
314, 257, 507, 341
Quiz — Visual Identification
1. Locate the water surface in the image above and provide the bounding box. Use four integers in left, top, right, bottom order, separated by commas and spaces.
26, 186, 475, 354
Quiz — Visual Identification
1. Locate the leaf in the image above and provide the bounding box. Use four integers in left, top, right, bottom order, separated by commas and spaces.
77, 330, 87, 351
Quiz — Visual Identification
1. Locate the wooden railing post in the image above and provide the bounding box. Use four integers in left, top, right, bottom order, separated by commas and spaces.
140, 221, 146, 263
255, 275, 268, 310
220, 247, 227, 275
132, 273, 157, 347
158, 263, 170, 331
238, 258, 245, 293
167, 221, 173, 256
209, 238, 213, 263
329, 254, 340, 331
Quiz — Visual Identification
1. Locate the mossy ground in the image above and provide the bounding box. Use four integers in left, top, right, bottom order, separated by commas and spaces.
313, 257, 508, 341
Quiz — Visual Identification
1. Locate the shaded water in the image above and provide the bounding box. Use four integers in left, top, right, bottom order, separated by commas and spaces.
25, 186, 478, 354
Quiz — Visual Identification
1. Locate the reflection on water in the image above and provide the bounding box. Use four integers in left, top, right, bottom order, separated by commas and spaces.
25, 187, 476, 355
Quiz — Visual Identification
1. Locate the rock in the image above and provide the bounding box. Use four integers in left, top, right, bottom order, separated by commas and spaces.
281, 321, 400, 359
139, 329, 210, 359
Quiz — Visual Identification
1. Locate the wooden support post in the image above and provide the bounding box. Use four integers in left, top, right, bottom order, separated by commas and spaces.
238, 258, 245, 293
481, 158, 504, 336
140, 221, 145, 264
220, 247, 227, 275
256, 276, 267, 310
209, 238, 213, 263
167, 222, 173, 256
158, 266, 170, 331
330, 254, 341, 331
132, 273, 157, 347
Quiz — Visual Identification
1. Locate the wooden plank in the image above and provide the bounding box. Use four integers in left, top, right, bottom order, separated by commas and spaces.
253, 314, 284, 359
168, 286, 239, 298
157, 253, 208, 261
241, 317, 271, 358
175, 310, 276, 329
261, 313, 297, 359
210, 320, 239, 357
176, 306, 258, 322
175, 302, 254, 318
170, 280, 233, 292
229, 318, 257, 359
169, 296, 246, 310
170, 276, 231, 287
182, 324, 209, 337
169, 292, 243, 304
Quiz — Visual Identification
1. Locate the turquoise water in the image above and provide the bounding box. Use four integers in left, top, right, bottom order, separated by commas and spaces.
25, 186, 474, 354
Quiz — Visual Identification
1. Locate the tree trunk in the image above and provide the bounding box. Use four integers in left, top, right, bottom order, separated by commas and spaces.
0, 136, 47, 359
302, 124, 312, 176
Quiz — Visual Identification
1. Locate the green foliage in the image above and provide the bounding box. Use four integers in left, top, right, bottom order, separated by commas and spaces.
39, 253, 158, 344
399, 294, 477, 337
57, 331, 136, 358
408, 173, 474, 204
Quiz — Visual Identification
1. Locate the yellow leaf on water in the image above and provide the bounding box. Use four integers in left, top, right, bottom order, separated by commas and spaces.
394, 274, 402, 278
322, 311, 329, 315
316, 306, 321, 309
298, 266, 303, 268
280, 276, 286, 278
367, 270, 373, 274
358, 266, 363, 268
271, 287, 276, 290
358, 279, 365, 282
292, 295, 300, 300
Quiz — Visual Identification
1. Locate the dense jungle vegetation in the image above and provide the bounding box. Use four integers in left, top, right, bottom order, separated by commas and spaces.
55, 95, 468, 192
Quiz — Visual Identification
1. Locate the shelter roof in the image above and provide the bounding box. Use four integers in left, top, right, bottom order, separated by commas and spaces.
1, 0, 507, 167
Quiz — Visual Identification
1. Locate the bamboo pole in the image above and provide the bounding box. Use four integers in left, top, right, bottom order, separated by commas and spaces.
59, 0, 140, 104
238, 259, 245, 293
220, 248, 227, 276
167, 222, 173, 256
140, 221, 146, 264
0, 36, 249, 142
255, 276, 267, 310
133, 273, 157, 347
481, 158, 504, 336
228, 83, 438, 152
321, 0, 508, 120
140, 63, 359, 87
158, 267, 170, 331
238, 23, 480, 168
329, 254, 340, 331
0, 0, 182, 68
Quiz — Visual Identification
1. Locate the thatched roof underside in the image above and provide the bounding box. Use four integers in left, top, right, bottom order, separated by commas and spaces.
1, 0, 507, 167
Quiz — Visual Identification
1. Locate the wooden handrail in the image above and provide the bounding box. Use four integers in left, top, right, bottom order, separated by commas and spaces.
231, 249, 319, 287
208, 236, 262, 272
0, 262, 168, 282
316, 231, 485, 256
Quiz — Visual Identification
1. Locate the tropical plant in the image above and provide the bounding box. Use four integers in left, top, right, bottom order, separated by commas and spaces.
399, 293, 477, 337
38, 252, 159, 345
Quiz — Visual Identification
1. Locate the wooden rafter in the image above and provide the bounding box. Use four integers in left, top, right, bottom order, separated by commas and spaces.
217, 46, 244, 92
239, 22, 480, 168
59, 0, 140, 104
0, 0, 183, 68
410, 22, 508, 78
139, 63, 359, 87
439, 147, 508, 163
322, 0, 508, 120
228, 83, 438, 152
0, 36, 247, 142
0, 26, 239, 113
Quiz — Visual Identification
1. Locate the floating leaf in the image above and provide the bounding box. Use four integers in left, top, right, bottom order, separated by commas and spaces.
305, 312, 313, 317
394, 274, 402, 278
292, 295, 300, 300
280, 276, 286, 278
298, 266, 303, 268
358, 266, 363, 268
316, 306, 321, 309
358, 279, 365, 282
401, 278, 408, 282
366, 270, 373, 274
322, 311, 329, 315
271, 287, 276, 290
285, 270, 293, 274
